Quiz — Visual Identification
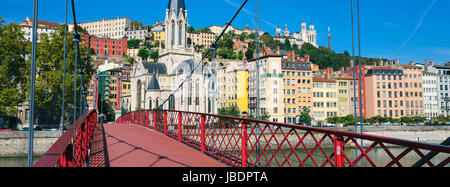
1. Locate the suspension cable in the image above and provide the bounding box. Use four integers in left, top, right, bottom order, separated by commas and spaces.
59, 0, 69, 134
71, 0, 81, 123
159, 0, 249, 108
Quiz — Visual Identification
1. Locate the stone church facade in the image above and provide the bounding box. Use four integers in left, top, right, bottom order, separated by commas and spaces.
130, 0, 217, 114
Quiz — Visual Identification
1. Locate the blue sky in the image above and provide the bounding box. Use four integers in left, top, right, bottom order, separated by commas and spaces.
1, 0, 449, 65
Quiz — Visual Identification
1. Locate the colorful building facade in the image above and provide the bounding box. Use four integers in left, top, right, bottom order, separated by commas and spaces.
81, 33, 128, 57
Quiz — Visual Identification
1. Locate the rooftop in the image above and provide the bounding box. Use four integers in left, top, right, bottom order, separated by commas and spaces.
313, 77, 335, 83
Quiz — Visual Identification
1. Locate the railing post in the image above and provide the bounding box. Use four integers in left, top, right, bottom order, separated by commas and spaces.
139, 111, 144, 126
178, 112, 182, 141
164, 111, 168, 135
154, 111, 157, 131
334, 135, 345, 167
201, 115, 206, 153
146, 111, 150, 128
241, 120, 248, 167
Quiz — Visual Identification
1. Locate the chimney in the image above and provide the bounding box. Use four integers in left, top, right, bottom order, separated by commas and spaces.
265, 47, 271, 55
288, 50, 295, 61
409, 61, 414, 65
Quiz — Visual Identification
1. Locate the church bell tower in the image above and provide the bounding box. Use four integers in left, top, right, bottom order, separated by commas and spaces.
165, 0, 188, 50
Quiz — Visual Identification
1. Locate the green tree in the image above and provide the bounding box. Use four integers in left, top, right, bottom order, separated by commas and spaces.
127, 39, 141, 49
138, 48, 150, 61
125, 57, 135, 65
260, 113, 271, 121
297, 107, 312, 126
218, 105, 241, 117
130, 21, 143, 27
23, 25, 94, 123
187, 26, 195, 33
0, 19, 27, 115
245, 48, 254, 60
150, 50, 159, 62
238, 51, 244, 60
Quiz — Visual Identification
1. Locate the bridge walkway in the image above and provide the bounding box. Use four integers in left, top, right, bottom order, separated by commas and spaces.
88, 123, 227, 167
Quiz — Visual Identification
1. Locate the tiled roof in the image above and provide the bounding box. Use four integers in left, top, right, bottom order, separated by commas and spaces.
313, 77, 335, 83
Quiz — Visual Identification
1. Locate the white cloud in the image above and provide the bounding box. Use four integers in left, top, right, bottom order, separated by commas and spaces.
222, 0, 277, 29
397, 0, 437, 49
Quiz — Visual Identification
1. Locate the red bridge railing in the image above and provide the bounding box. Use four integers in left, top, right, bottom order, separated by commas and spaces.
34, 110, 98, 167
117, 110, 450, 167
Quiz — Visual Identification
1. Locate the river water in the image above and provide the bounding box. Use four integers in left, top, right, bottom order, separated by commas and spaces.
246, 147, 449, 167
1, 147, 447, 167
0, 156, 40, 167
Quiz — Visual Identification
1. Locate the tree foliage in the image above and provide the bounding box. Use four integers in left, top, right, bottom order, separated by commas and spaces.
297, 107, 312, 125
0, 19, 27, 115
150, 50, 159, 62
130, 21, 143, 27
138, 48, 150, 61
128, 39, 141, 49
218, 105, 241, 117
28, 25, 94, 123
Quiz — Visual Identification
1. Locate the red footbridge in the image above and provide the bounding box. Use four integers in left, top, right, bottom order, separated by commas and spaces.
33, 110, 450, 167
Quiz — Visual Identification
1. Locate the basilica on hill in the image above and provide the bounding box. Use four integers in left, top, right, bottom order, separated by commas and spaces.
130, 0, 217, 113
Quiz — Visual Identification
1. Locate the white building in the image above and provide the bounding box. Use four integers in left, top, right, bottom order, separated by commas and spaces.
76, 16, 130, 39
274, 21, 318, 48
208, 25, 264, 37
419, 61, 450, 117
422, 71, 439, 119
248, 54, 285, 122
19, 17, 60, 42
125, 25, 151, 40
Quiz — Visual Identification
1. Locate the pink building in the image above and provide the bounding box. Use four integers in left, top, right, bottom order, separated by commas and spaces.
365, 66, 424, 118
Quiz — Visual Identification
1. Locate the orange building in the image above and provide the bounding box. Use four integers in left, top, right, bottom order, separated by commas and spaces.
365, 66, 424, 118
282, 61, 313, 124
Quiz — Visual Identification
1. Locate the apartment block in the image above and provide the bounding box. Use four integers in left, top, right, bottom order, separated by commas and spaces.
19, 17, 60, 42
216, 60, 249, 113
248, 54, 284, 122
125, 25, 151, 40
188, 32, 216, 47
281, 61, 313, 124
81, 33, 128, 57
337, 76, 352, 117
312, 78, 338, 122
365, 66, 424, 119
78, 17, 130, 39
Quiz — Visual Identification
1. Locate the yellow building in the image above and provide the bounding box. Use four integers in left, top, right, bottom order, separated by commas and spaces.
312, 77, 338, 123
311, 63, 319, 72
188, 32, 216, 47
337, 77, 352, 117
152, 30, 165, 45
217, 60, 248, 113
282, 61, 313, 124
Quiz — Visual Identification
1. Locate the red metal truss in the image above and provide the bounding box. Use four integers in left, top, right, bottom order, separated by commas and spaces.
116, 110, 450, 167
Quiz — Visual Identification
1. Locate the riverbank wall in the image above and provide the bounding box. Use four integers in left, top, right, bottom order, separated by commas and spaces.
0, 131, 61, 157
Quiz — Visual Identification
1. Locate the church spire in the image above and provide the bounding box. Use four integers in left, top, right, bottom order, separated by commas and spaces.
168, 0, 186, 16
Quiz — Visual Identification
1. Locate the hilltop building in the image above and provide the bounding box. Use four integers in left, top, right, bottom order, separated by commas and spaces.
274, 20, 318, 48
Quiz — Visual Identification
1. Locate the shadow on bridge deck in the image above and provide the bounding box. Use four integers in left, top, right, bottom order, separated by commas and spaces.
88, 123, 227, 167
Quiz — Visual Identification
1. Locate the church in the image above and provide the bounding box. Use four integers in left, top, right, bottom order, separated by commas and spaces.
274, 21, 318, 48
130, 0, 217, 113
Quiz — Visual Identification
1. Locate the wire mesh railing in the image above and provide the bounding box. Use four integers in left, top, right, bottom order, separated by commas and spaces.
117, 110, 450, 167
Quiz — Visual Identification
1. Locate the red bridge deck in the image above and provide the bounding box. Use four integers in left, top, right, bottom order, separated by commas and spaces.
88, 123, 227, 167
